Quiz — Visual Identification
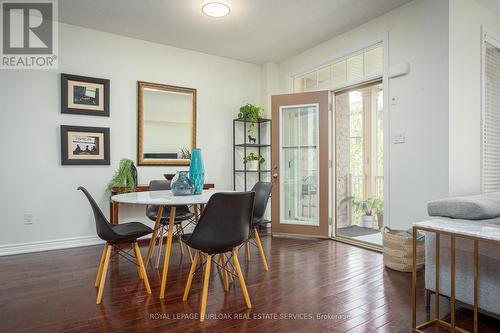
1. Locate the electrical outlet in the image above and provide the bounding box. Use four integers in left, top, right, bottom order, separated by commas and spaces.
24, 213, 33, 225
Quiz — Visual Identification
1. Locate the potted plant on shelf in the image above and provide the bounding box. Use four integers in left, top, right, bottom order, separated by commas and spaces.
341, 196, 383, 228
238, 103, 264, 139
107, 158, 137, 193
243, 152, 265, 171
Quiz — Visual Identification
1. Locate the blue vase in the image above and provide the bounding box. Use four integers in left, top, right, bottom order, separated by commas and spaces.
189, 148, 205, 194
171, 171, 194, 196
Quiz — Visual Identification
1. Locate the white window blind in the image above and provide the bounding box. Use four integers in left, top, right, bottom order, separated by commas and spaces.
293, 44, 383, 93
483, 38, 500, 192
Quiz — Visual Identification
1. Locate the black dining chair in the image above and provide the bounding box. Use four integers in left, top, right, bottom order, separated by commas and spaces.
145, 180, 194, 267
77, 186, 153, 304
244, 182, 272, 271
182, 192, 255, 322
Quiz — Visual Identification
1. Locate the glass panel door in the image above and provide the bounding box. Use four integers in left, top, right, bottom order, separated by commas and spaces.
271, 91, 329, 238
334, 82, 384, 247
281, 105, 319, 226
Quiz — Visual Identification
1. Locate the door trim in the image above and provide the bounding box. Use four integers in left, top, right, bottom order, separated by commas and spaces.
271, 91, 329, 237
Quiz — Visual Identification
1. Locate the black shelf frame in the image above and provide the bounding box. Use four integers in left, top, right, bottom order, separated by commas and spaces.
233, 117, 272, 191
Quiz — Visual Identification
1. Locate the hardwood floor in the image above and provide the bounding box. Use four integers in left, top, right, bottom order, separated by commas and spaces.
1, 233, 499, 332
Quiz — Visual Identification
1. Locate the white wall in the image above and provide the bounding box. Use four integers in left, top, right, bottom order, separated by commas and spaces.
449, 0, 500, 196
272, 0, 450, 230
0, 23, 262, 249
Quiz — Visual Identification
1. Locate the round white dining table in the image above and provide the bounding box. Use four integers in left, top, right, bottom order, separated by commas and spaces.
112, 189, 229, 298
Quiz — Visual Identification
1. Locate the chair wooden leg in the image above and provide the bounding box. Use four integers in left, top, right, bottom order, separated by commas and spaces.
146, 205, 164, 268
176, 225, 185, 256
245, 241, 251, 261
159, 207, 176, 299
186, 245, 193, 263
232, 248, 251, 309
155, 225, 165, 269
95, 244, 107, 287
254, 228, 269, 271
134, 242, 151, 294
200, 255, 212, 322
224, 254, 234, 282
96, 244, 112, 304
183, 251, 199, 301
194, 205, 199, 224
220, 254, 229, 291
137, 242, 143, 280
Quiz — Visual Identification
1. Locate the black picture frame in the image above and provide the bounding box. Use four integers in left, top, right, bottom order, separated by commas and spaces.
61, 73, 110, 117
61, 125, 110, 165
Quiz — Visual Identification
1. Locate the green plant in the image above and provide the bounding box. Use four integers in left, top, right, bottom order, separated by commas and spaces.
243, 152, 265, 165
372, 197, 384, 215
239, 103, 264, 134
107, 158, 136, 193
340, 196, 383, 216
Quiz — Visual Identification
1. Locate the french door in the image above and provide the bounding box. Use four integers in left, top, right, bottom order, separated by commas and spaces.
271, 91, 329, 237
333, 81, 384, 247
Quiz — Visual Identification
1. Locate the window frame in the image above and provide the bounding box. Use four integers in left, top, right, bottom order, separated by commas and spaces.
481, 26, 500, 193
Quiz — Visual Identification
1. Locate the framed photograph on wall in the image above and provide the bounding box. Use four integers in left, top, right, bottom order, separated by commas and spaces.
61, 125, 110, 165
61, 74, 110, 116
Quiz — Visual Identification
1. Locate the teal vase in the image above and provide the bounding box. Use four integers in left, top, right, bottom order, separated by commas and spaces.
189, 148, 205, 194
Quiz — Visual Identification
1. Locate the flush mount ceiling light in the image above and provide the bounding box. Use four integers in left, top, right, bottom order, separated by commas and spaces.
201, 0, 230, 17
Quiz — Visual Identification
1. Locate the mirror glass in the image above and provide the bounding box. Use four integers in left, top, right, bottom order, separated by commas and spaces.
138, 82, 196, 165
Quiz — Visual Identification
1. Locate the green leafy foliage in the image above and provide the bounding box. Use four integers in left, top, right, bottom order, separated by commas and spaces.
243, 152, 265, 165
239, 103, 264, 135
107, 158, 136, 193
340, 196, 383, 216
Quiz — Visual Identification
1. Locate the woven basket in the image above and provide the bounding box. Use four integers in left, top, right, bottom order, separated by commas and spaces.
383, 227, 425, 272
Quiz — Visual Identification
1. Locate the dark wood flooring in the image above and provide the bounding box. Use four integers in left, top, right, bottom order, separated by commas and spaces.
1, 233, 499, 333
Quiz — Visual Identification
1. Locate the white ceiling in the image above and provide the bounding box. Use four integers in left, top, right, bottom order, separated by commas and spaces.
59, 0, 412, 64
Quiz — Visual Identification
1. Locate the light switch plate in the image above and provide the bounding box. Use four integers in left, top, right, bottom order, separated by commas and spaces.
24, 213, 33, 225
393, 133, 405, 144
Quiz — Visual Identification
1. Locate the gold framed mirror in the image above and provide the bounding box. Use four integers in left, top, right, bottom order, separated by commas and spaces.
137, 81, 196, 166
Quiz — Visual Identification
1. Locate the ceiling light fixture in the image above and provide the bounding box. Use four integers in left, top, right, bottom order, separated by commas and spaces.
201, 0, 230, 17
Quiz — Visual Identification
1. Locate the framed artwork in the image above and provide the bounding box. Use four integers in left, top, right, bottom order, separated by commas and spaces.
61, 125, 110, 165
61, 74, 110, 116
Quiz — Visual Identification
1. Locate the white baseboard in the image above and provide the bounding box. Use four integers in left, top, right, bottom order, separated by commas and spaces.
0, 235, 104, 256
0, 223, 197, 257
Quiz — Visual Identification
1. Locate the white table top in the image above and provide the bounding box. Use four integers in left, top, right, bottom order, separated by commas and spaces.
112, 189, 231, 206
414, 219, 500, 242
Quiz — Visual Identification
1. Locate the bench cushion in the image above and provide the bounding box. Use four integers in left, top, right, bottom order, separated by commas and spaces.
428, 192, 500, 220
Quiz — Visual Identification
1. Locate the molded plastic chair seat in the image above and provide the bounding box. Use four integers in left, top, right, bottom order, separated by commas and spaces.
244, 182, 272, 271
250, 182, 272, 228
181, 233, 234, 254
145, 180, 193, 224
77, 186, 153, 304
146, 205, 194, 225
182, 192, 255, 321
111, 222, 152, 242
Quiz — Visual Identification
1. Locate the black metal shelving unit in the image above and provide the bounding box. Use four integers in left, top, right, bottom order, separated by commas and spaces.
233, 118, 272, 191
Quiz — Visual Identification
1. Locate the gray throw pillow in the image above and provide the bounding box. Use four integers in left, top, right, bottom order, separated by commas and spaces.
428, 192, 500, 220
